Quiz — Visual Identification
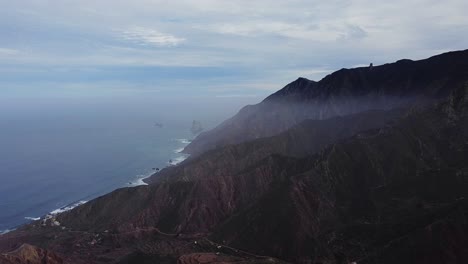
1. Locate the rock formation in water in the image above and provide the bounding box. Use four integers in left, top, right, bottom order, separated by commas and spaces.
190, 120, 204, 135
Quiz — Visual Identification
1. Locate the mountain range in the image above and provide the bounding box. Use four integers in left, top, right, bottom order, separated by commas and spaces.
184, 50, 468, 156
1, 49, 468, 264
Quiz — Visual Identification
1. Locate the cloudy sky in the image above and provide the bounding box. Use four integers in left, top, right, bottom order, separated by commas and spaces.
1, 0, 468, 100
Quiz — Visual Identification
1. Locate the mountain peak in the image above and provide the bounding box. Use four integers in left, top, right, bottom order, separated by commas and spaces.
263, 77, 316, 102
284, 49, 468, 102
295, 76, 312, 82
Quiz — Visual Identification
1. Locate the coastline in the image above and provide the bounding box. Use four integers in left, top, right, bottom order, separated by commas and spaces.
0, 137, 192, 236
141, 138, 191, 185
0, 200, 88, 235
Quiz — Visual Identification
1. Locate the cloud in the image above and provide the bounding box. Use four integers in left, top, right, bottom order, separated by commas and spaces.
0, 48, 20, 56
337, 25, 368, 41
120, 27, 185, 47
196, 21, 355, 42
1, 0, 468, 97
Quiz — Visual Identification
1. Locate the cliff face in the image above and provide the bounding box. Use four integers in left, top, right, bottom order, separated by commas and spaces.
213, 85, 468, 263
184, 50, 468, 156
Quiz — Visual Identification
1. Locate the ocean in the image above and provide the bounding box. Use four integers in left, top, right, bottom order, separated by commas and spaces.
0, 92, 254, 234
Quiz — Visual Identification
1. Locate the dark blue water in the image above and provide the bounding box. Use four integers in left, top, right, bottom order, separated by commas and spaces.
0, 92, 253, 233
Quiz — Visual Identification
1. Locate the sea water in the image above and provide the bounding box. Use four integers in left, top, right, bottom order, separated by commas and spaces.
0, 92, 254, 233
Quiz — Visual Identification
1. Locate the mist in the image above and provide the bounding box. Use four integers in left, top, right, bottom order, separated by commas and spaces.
0, 87, 262, 131
0, 85, 261, 232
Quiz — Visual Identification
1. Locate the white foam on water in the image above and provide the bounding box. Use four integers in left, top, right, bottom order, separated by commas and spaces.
128, 173, 151, 187
165, 138, 191, 166
0, 229, 14, 235
174, 147, 185, 153
50, 200, 87, 215
24, 216, 40, 221
128, 138, 191, 187
168, 155, 188, 166
133, 177, 149, 186
175, 138, 191, 144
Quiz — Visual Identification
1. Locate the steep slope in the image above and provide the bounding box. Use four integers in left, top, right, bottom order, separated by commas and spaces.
145, 108, 403, 185
0, 244, 63, 264
0, 105, 405, 263
211, 84, 468, 263
184, 49, 468, 156
2, 85, 466, 263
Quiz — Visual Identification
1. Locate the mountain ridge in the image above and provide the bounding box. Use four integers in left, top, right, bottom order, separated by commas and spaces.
184, 49, 468, 156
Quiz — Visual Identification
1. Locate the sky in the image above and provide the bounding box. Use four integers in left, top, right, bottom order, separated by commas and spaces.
1, 0, 468, 101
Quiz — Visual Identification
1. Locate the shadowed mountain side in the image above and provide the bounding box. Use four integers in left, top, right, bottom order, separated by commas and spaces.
0, 107, 406, 263
56, 155, 304, 235
211, 85, 468, 263
146, 108, 404, 186
184, 49, 468, 156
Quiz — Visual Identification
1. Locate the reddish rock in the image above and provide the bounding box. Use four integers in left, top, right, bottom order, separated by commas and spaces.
0, 244, 63, 264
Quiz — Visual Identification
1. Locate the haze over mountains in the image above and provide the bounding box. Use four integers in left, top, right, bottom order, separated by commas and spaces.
1, 50, 468, 264
184, 50, 468, 155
